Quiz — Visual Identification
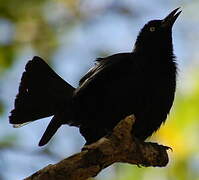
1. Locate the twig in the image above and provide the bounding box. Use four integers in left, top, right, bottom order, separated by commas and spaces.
24, 115, 170, 180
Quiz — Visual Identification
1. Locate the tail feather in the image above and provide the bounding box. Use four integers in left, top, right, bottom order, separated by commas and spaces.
9, 56, 75, 125
38, 115, 62, 146
13, 122, 32, 128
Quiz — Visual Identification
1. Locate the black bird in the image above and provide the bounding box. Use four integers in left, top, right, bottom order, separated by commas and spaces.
9, 8, 181, 146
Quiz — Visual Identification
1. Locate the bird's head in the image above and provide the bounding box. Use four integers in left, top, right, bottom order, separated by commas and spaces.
133, 8, 182, 56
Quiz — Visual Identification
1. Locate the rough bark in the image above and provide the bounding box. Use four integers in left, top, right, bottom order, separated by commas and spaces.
24, 115, 170, 180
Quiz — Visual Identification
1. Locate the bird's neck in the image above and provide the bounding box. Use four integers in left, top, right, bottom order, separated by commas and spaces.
133, 35, 174, 61
133, 45, 174, 62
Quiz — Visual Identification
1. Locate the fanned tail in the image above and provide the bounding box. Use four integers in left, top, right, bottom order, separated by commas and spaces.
9, 56, 75, 126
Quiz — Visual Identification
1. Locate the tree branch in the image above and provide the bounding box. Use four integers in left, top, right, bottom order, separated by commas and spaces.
24, 115, 170, 180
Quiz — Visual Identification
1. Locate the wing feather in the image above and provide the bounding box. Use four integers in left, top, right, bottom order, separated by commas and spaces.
75, 53, 133, 97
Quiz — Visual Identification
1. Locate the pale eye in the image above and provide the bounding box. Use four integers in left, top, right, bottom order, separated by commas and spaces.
149, 27, 156, 32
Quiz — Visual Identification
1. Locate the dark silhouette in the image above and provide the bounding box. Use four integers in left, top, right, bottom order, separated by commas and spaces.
9, 8, 181, 146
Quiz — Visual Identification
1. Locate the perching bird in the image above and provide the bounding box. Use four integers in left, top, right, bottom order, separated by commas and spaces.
9, 8, 181, 146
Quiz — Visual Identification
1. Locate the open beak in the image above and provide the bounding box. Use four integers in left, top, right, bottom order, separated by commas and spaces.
162, 8, 182, 28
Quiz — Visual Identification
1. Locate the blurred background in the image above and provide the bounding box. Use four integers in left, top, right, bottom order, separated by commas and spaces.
0, 0, 198, 179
